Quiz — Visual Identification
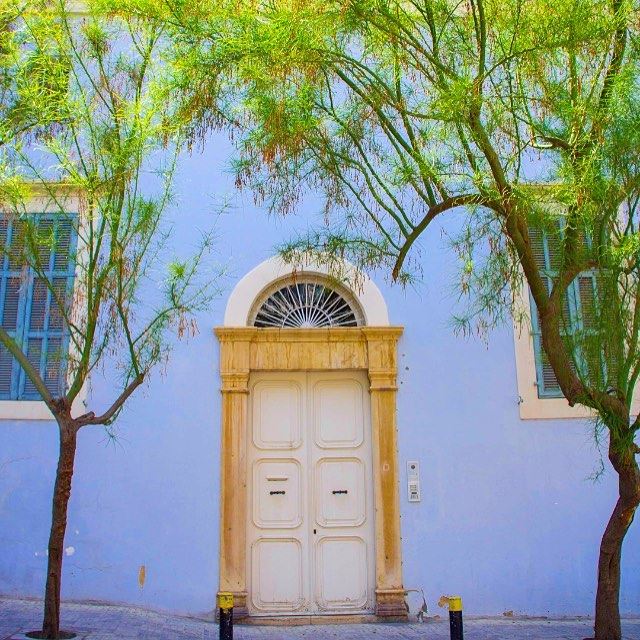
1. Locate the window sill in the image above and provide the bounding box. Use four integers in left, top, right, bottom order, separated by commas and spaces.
517, 394, 596, 420
0, 401, 58, 421
0, 387, 87, 421
513, 305, 640, 420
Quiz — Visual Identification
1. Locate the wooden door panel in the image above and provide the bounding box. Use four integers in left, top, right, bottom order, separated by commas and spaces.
312, 378, 364, 449
309, 371, 374, 614
251, 538, 305, 612
252, 459, 303, 529
315, 536, 368, 611
315, 457, 366, 528
248, 373, 309, 616
252, 379, 303, 450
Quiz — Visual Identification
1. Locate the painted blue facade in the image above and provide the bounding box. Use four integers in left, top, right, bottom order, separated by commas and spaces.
0, 134, 638, 618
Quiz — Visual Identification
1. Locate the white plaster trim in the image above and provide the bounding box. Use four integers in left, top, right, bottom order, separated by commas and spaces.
224, 256, 390, 327
0, 388, 87, 421
512, 281, 640, 420
0, 401, 55, 421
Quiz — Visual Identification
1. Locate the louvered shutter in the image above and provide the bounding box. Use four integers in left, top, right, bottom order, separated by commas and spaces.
0, 214, 77, 401
0, 219, 29, 399
21, 216, 76, 399
528, 227, 564, 397
528, 224, 599, 399
575, 271, 604, 388
0, 219, 15, 396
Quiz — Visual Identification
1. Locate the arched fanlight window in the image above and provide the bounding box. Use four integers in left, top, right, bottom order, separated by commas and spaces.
250, 277, 364, 328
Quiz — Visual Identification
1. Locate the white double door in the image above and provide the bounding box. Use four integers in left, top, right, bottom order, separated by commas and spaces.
247, 371, 375, 616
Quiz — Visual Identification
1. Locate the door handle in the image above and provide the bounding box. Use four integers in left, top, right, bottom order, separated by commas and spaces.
332, 490, 348, 495
269, 490, 286, 495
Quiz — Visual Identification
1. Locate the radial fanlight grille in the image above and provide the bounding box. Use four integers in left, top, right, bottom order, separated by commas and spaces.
252, 278, 363, 328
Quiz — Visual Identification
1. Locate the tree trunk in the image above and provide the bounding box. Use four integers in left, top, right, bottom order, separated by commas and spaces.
594, 447, 640, 640
41, 421, 78, 640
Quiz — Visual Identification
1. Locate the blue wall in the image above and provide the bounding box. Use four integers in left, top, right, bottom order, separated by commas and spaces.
0, 135, 638, 617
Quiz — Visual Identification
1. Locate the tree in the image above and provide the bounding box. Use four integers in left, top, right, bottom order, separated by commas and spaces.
0, 3, 215, 638
117, 1, 640, 638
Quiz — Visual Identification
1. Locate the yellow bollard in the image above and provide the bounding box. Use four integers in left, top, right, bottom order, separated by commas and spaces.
438, 595, 463, 640
218, 592, 234, 640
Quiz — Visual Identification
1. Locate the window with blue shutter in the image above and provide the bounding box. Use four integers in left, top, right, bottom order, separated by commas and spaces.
0, 214, 77, 400
528, 225, 599, 398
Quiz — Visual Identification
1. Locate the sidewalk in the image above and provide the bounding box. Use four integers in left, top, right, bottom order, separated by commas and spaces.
2, 598, 640, 640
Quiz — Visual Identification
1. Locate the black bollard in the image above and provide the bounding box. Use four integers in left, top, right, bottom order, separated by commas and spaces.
439, 595, 463, 640
218, 592, 233, 640
448, 596, 463, 640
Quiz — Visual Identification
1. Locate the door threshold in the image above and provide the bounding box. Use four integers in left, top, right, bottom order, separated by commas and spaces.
241, 613, 382, 626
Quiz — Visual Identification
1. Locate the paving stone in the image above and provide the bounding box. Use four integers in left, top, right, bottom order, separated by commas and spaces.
1, 598, 640, 640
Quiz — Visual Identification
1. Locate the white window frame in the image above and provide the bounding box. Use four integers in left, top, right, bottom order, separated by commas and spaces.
513, 279, 640, 420
0, 185, 87, 421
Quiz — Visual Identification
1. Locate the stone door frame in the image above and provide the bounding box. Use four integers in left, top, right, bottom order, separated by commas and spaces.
215, 326, 406, 620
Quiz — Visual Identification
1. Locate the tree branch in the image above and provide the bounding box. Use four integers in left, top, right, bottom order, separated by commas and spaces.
591, 0, 628, 140
76, 373, 144, 426
0, 326, 55, 410
550, 260, 598, 306
532, 135, 571, 152
392, 194, 496, 280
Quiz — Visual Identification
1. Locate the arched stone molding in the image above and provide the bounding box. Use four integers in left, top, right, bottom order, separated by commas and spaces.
223, 256, 390, 327
216, 258, 405, 621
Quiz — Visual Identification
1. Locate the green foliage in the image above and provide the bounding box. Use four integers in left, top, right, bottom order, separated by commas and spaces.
0, 0, 219, 423
130, 0, 640, 438
0, 2, 70, 147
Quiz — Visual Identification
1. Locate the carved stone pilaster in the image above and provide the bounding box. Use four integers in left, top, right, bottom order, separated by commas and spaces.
218, 362, 249, 616
375, 588, 408, 618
